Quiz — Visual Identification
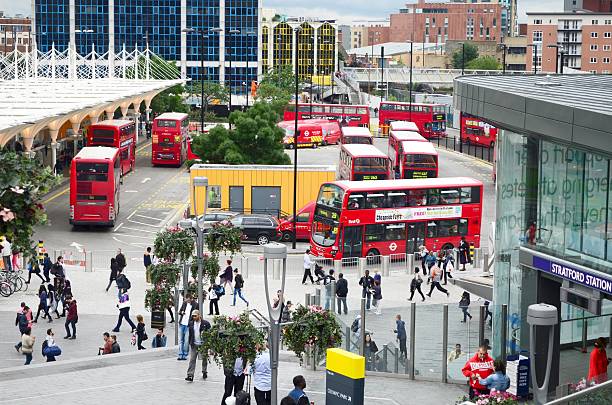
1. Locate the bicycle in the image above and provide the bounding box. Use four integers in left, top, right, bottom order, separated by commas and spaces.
0, 270, 27, 293
0, 280, 13, 297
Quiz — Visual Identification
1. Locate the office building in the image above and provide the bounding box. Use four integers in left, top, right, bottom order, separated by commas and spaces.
33, 0, 259, 91
456, 74, 612, 397
0, 12, 32, 54
564, 0, 612, 12
260, 12, 338, 81
527, 12, 612, 73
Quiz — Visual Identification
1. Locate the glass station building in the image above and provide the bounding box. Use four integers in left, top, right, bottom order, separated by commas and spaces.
455, 75, 612, 392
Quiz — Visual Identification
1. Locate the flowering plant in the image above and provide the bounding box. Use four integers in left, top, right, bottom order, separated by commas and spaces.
567, 377, 608, 404
153, 226, 195, 262
282, 304, 342, 363
144, 262, 181, 310
474, 391, 518, 405
200, 312, 265, 368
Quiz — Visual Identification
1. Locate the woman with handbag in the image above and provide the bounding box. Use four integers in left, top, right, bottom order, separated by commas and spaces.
135, 314, 148, 350
43, 328, 61, 362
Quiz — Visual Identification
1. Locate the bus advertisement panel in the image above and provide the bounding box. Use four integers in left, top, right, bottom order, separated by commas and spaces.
461, 113, 498, 148
69, 146, 121, 227
379, 102, 446, 138
309, 177, 482, 258
283, 103, 370, 128
340, 126, 373, 145
88, 120, 136, 175
393, 141, 438, 179
152, 112, 189, 166
338, 144, 390, 181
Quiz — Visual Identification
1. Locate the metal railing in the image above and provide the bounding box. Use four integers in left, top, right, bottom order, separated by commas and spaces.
433, 135, 495, 163
545, 379, 612, 404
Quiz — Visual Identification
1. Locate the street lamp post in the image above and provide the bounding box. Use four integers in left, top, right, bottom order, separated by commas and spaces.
528, 43, 538, 74
461, 42, 466, 75
179, 176, 208, 314
262, 243, 288, 405
408, 40, 413, 121
292, 27, 301, 250
498, 43, 508, 74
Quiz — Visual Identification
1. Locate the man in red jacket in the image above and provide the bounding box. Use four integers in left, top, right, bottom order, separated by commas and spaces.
63, 297, 78, 339
462, 345, 495, 399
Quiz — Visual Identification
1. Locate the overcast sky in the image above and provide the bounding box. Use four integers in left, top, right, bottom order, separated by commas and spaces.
2, 0, 564, 25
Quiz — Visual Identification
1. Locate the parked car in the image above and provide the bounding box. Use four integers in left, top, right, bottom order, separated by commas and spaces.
228, 214, 281, 245
195, 211, 238, 232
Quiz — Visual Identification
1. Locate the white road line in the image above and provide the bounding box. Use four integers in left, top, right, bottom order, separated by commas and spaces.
141, 177, 151, 184
134, 213, 165, 221
126, 209, 138, 220
124, 190, 138, 193
120, 226, 159, 234
126, 219, 164, 228
113, 222, 124, 232
113, 233, 156, 240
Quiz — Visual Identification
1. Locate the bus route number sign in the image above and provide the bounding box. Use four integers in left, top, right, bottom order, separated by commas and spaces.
316, 207, 339, 221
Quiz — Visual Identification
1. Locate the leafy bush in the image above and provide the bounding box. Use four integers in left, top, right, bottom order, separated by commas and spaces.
282, 305, 342, 362
153, 226, 194, 262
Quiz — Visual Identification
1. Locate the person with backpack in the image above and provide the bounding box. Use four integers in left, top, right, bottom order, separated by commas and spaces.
358, 270, 374, 310
372, 280, 382, 315
394, 314, 407, 360
42, 328, 60, 362
47, 283, 61, 319
115, 248, 127, 272
21, 327, 35, 365
42, 253, 53, 282
106, 258, 120, 292
112, 290, 136, 333
335, 273, 348, 315
33, 285, 52, 323
14, 302, 29, 351
25, 260, 45, 284
185, 309, 211, 381
63, 296, 78, 339
350, 315, 362, 340
288, 375, 310, 405
459, 292, 473, 323
222, 357, 247, 405
115, 270, 131, 298
252, 344, 271, 405
208, 283, 223, 315
408, 267, 426, 302
232, 268, 249, 307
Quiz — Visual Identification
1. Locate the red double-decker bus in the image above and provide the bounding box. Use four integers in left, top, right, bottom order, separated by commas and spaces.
379, 102, 446, 138
310, 177, 482, 258
283, 103, 370, 128
387, 130, 427, 165
69, 147, 121, 227
461, 113, 498, 148
390, 141, 439, 180
152, 112, 189, 166
88, 120, 136, 175
338, 144, 390, 181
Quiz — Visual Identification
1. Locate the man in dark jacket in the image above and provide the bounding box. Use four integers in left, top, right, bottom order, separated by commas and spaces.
185, 310, 211, 381
394, 314, 407, 359
335, 273, 348, 315
358, 270, 374, 310
63, 296, 78, 339
115, 248, 127, 272
42, 253, 53, 282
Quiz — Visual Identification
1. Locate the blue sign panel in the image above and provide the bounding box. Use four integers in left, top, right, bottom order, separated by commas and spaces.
532, 256, 612, 295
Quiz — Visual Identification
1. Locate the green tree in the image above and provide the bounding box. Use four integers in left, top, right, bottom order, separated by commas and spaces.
150, 84, 189, 115
255, 65, 297, 116
191, 102, 291, 165
452, 42, 479, 69
0, 149, 58, 256
192, 82, 229, 114
467, 56, 501, 70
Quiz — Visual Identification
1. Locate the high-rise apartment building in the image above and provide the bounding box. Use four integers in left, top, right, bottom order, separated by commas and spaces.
527, 12, 612, 73
564, 0, 612, 12
0, 12, 32, 54
32, 0, 259, 91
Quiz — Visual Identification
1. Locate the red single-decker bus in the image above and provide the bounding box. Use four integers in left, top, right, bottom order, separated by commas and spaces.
461, 113, 498, 148
379, 102, 446, 138
284, 103, 370, 128
70, 146, 121, 227
152, 112, 189, 166
88, 120, 136, 175
310, 177, 482, 259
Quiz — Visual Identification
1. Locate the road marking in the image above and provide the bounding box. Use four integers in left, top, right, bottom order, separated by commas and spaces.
134, 213, 165, 221
120, 226, 158, 234
43, 187, 69, 204
126, 218, 164, 228
113, 222, 124, 232
136, 141, 151, 154
141, 177, 151, 184
113, 233, 155, 240
124, 190, 138, 193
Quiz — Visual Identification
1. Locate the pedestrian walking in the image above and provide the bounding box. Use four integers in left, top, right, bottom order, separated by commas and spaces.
252, 345, 272, 405
394, 314, 407, 359
301, 249, 314, 285
372, 280, 382, 315
99, 332, 113, 355
115, 248, 127, 272
33, 285, 52, 323
232, 268, 249, 307
359, 269, 374, 310
479, 359, 510, 393
426, 265, 450, 298
364, 333, 379, 371
335, 273, 348, 315
115, 270, 131, 298
408, 267, 426, 301
177, 294, 198, 360
60, 280, 72, 317
459, 237, 471, 271
443, 252, 454, 285
14, 302, 29, 351
288, 375, 310, 405
1, 235, 13, 271
588, 337, 610, 384
373, 269, 382, 285
112, 290, 136, 333
313, 263, 326, 284
208, 283, 222, 315
42, 253, 52, 282
135, 314, 147, 350
106, 258, 120, 292
462, 345, 495, 399
418, 245, 428, 274
48, 284, 61, 319
144, 246, 152, 283
222, 357, 247, 405
484, 301, 493, 327
459, 291, 473, 323
43, 328, 60, 362
424, 251, 436, 280
63, 296, 78, 339
221, 259, 234, 294
25, 260, 45, 284
152, 327, 167, 348
21, 328, 35, 365
185, 310, 210, 381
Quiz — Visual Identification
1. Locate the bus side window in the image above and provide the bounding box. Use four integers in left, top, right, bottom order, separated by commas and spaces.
427, 189, 441, 205
348, 194, 364, 209
458, 219, 468, 235
460, 187, 473, 204
408, 190, 426, 207
366, 193, 385, 209
365, 224, 385, 241
427, 221, 437, 238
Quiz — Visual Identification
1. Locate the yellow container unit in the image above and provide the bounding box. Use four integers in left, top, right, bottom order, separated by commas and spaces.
189, 164, 336, 217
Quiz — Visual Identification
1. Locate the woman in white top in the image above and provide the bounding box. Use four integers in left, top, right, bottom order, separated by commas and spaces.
44, 328, 57, 362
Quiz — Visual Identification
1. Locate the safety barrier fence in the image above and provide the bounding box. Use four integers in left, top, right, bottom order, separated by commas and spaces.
433, 135, 495, 164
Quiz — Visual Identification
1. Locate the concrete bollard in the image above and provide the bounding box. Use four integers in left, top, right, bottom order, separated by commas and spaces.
382, 255, 390, 277
473, 248, 481, 268
483, 253, 490, 276
406, 253, 414, 274
359, 257, 367, 277
305, 293, 311, 306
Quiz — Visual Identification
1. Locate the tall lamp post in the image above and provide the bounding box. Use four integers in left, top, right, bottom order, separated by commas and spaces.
547, 44, 560, 74
498, 43, 508, 74
292, 27, 301, 250
262, 243, 288, 405
407, 40, 413, 121
179, 176, 209, 314
460, 42, 466, 75
528, 43, 538, 74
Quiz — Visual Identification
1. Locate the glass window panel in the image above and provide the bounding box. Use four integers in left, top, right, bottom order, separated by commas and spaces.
582, 153, 607, 259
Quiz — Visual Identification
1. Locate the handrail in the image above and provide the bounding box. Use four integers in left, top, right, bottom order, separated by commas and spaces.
544, 379, 612, 404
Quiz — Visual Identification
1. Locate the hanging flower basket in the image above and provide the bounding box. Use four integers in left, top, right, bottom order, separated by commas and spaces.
153, 226, 195, 262
144, 262, 181, 311
282, 305, 342, 363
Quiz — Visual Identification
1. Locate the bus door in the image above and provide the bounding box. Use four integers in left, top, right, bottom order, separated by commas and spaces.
342, 226, 363, 258
406, 222, 426, 254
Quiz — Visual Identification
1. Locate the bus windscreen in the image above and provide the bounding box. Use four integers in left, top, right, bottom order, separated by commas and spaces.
91, 129, 115, 145
405, 154, 437, 168
354, 157, 388, 173
76, 162, 109, 182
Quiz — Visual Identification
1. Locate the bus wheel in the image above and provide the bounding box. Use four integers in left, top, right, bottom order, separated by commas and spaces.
441, 243, 454, 251
281, 231, 294, 242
